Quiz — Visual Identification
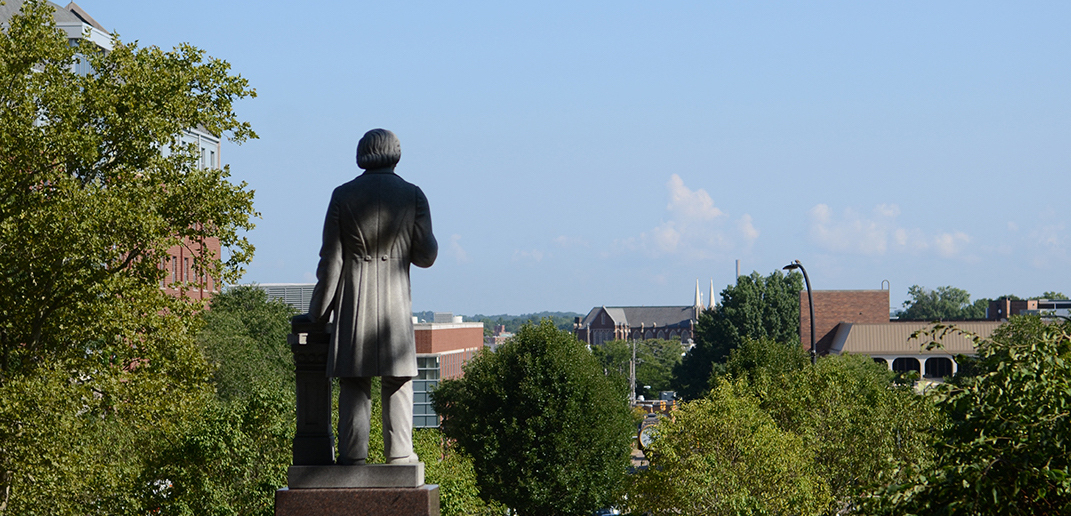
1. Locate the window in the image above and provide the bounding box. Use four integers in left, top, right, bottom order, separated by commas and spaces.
210, 150, 216, 169
171, 257, 177, 284
184, 257, 189, 282
892, 357, 921, 374
414, 356, 441, 428
924, 357, 954, 379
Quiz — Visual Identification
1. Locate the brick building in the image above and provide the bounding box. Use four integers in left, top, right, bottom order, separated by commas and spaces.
160, 235, 221, 301
801, 288, 1008, 382
1, 1, 227, 302
799, 289, 890, 355
412, 318, 484, 428
574, 281, 710, 346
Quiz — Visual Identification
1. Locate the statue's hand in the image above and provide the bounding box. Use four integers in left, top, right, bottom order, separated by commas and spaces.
291, 313, 315, 325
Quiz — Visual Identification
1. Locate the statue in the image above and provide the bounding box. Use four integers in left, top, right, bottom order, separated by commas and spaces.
295, 128, 437, 465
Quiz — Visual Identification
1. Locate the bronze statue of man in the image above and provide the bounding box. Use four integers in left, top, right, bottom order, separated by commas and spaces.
301, 128, 437, 465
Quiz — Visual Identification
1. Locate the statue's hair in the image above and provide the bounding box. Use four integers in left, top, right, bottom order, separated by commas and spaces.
356, 128, 401, 170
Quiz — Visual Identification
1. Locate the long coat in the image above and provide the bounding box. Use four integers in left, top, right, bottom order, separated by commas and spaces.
307, 169, 437, 378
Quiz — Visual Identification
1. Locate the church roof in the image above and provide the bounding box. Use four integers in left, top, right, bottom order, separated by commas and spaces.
581, 305, 696, 329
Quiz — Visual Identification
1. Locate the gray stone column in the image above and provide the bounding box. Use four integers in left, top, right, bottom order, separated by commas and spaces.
289, 319, 335, 466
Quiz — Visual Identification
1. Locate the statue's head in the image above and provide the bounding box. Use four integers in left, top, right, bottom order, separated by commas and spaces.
356, 128, 401, 170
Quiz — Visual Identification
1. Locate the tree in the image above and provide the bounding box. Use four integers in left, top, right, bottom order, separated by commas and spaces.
757, 353, 941, 504
722, 337, 810, 388
673, 270, 803, 400
628, 381, 833, 516
432, 321, 634, 516
634, 340, 939, 513
198, 286, 296, 400
0, 1, 256, 511
899, 285, 987, 320
466, 311, 583, 335
592, 338, 683, 399
866, 316, 1071, 515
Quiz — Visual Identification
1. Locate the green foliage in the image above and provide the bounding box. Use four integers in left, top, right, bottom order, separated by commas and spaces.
198, 286, 296, 400
631, 341, 938, 514
414, 431, 506, 516
674, 270, 803, 400
757, 354, 941, 502
465, 312, 583, 336
722, 337, 809, 388
1033, 291, 1067, 300
899, 285, 987, 321
0, 3, 257, 511
593, 338, 684, 399
1, 0, 257, 373
866, 316, 1071, 515
142, 389, 291, 516
432, 321, 634, 516
628, 381, 833, 516
353, 378, 501, 516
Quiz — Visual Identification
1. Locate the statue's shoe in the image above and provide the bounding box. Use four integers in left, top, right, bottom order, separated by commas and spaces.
387, 454, 419, 465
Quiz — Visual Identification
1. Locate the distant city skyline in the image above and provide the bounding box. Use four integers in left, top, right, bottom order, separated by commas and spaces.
71, 1, 1070, 314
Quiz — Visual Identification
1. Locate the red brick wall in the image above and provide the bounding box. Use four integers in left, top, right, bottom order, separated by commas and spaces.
800, 290, 889, 354
160, 235, 220, 301
415, 326, 484, 354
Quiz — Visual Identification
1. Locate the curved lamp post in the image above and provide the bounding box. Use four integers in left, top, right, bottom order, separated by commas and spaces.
783, 260, 816, 365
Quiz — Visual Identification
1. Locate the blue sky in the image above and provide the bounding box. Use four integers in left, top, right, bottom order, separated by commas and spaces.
78, 1, 1070, 315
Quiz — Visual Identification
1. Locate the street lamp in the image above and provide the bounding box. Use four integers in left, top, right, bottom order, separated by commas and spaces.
783, 260, 816, 365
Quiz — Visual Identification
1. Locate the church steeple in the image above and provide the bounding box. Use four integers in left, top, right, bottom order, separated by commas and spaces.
709, 279, 716, 310
694, 279, 703, 318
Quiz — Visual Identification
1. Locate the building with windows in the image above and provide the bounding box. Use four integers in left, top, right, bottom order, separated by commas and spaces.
574, 282, 711, 346
2, 1, 226, 301
800, 288, 1005, 382
828, 320, 1000, 379
484, 324, 513, 351
244, 283, 316, 313
412, 316, 484, 428
0, 1, 111, 52
988, 297, 1071, 320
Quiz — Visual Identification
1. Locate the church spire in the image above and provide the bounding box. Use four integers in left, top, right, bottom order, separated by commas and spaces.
694, 279, 703, 318
709, 279, 716, 310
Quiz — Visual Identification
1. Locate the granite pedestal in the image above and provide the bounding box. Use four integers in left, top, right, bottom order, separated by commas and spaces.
280, 322, 440, 516
275, 484, 439, 516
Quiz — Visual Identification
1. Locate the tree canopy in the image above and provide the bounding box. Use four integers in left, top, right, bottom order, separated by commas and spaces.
631, 339, 940, 514
898, 285, 988, 321
866, 316, 1071, 515
592, 338, 683, 399
673, 270, 802, 399
432, 321, 634, 516
629, 381, 832, 516
0, 1, 257, 511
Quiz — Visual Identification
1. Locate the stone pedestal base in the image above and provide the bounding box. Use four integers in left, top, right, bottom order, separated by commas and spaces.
275, 485, 439, 516
288, 464, 424, 488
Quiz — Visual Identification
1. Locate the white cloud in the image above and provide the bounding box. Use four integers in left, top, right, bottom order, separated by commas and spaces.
448, 234, 470, 263
933, 232, 970, 258
616, 174, 755, 259
808, 203, 972, 259
666, 174, 725, 221
737, 214, 759, 245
